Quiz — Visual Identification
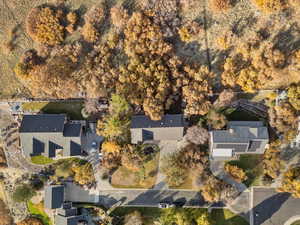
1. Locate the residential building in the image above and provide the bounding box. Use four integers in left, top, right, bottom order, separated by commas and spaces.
19, 114, 84, 158
130, 114, 187, 144
291, 117, 300, 148
210, 121, 269, 160
44, 185, 86, 225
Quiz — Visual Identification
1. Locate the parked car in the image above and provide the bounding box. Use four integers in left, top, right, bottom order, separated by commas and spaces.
158, 202, 174, 208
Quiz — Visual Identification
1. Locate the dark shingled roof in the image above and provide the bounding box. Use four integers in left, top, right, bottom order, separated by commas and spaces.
131, 114, 185, 129
20, 114, 66, 133
63, 123, 82, 137
44, 185, 64, 209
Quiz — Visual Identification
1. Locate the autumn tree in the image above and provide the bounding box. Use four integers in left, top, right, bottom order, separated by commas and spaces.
81, 5, 104, 43
101, 141, 122, 156
206, 109, 227, 129
182, 66, 214, 116
97, 94, 132, 142
161, 152, 187, 187
263, 141, 282, 180
178, 21, 203, 43
196, 212, 213, 225
251, 0, 286, 13
199, 174, 238, 203
213, 89, 236, 108
124, 211, 143, 225
17, 218, 43, 225
269, 102, 298, 142
278, 166, 300, 198
225, 164, 247, 183
185, 126, 209, 145
110, 5, 129, 31
72, 162, 95, 185
26, 6, 65, 45
287, 83, 300, 110
209, 0, 232, 12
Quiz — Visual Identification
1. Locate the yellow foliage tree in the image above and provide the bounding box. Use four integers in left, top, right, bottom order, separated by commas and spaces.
72, 162, 95, 185
101, 141, 122, 155
278, 166, 300, 198
225, 164, 247, 183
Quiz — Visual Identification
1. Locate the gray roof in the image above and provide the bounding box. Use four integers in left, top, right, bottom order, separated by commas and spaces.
44, 185, 64, 209
20, 115, 82, 158
211, 121, 269, 157
63, 123, 82, 137
130, 114, 186, 144
55, 214, 85, 225
20, 114, 66, 133
131, 114, 185, 129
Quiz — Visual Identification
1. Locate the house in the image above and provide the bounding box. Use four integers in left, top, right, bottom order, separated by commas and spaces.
44, 185, 86, 225
19, 114, 84, 158
55, 202, 86, 225
44, 185, 65, 209
130, 114, 187, 144
210, 121, 269, 160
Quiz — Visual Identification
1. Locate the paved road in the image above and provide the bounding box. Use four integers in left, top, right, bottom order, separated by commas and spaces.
253, 187, 300, 225
64, 182, 224, 208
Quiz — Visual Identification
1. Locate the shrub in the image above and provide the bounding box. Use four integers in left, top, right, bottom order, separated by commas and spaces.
209, 0, 232, 11
225, 164, 247, 183
17, 217, 43, 225
12, 184, 36, 202
26, 6, 65, 45
251, 0, 286, 13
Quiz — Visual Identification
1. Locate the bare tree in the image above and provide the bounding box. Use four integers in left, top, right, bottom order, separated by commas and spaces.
213, 89, 236, 108
185, 126, 209, 145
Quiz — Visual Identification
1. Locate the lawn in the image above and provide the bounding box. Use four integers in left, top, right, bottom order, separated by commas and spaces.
211, 209, 249, 225
31, 156, 55, 165
227, 154, 263, 186
112, 207, 249, 225
22, 101, 84, 120
169, 170, 195, 190
226, 109, 261, 121
291, 221, 300, 225
27, 201, 52, 225
111, 153, 160, 189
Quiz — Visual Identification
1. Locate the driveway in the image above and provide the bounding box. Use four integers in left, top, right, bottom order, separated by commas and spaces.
154, 140, 180, 190
253, 187, 300, 225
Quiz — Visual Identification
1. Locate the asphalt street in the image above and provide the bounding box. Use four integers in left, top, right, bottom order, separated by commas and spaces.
253, 187, 300, 225
64, 182, 224, 208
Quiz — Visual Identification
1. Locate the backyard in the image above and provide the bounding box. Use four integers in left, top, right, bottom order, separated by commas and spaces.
111, 153, 160, 189
227, 154, 264, 187
21, 101, 84, 120
112, 207, 249, 225
27, 201, 52, 225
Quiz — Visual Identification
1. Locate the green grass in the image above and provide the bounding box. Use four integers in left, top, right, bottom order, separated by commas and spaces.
27, 201, 52, 225
31, 156, 55, 165
227, 154, 263, 186
211, 209, 249, 225
22, 101, 84, 120
226, 109, 261, 121
291, 221, 300, 225
112, 207, 249, 225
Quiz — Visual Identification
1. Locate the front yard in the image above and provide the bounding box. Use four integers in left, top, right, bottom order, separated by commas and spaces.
112, 207, 249, 225
22, 101, 84, 120
111, 153, 160, 189
31, 156, 55, 165
227, 154, 264, 187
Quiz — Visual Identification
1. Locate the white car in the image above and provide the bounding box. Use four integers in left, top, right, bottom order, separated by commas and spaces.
158, 203, 174, 208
